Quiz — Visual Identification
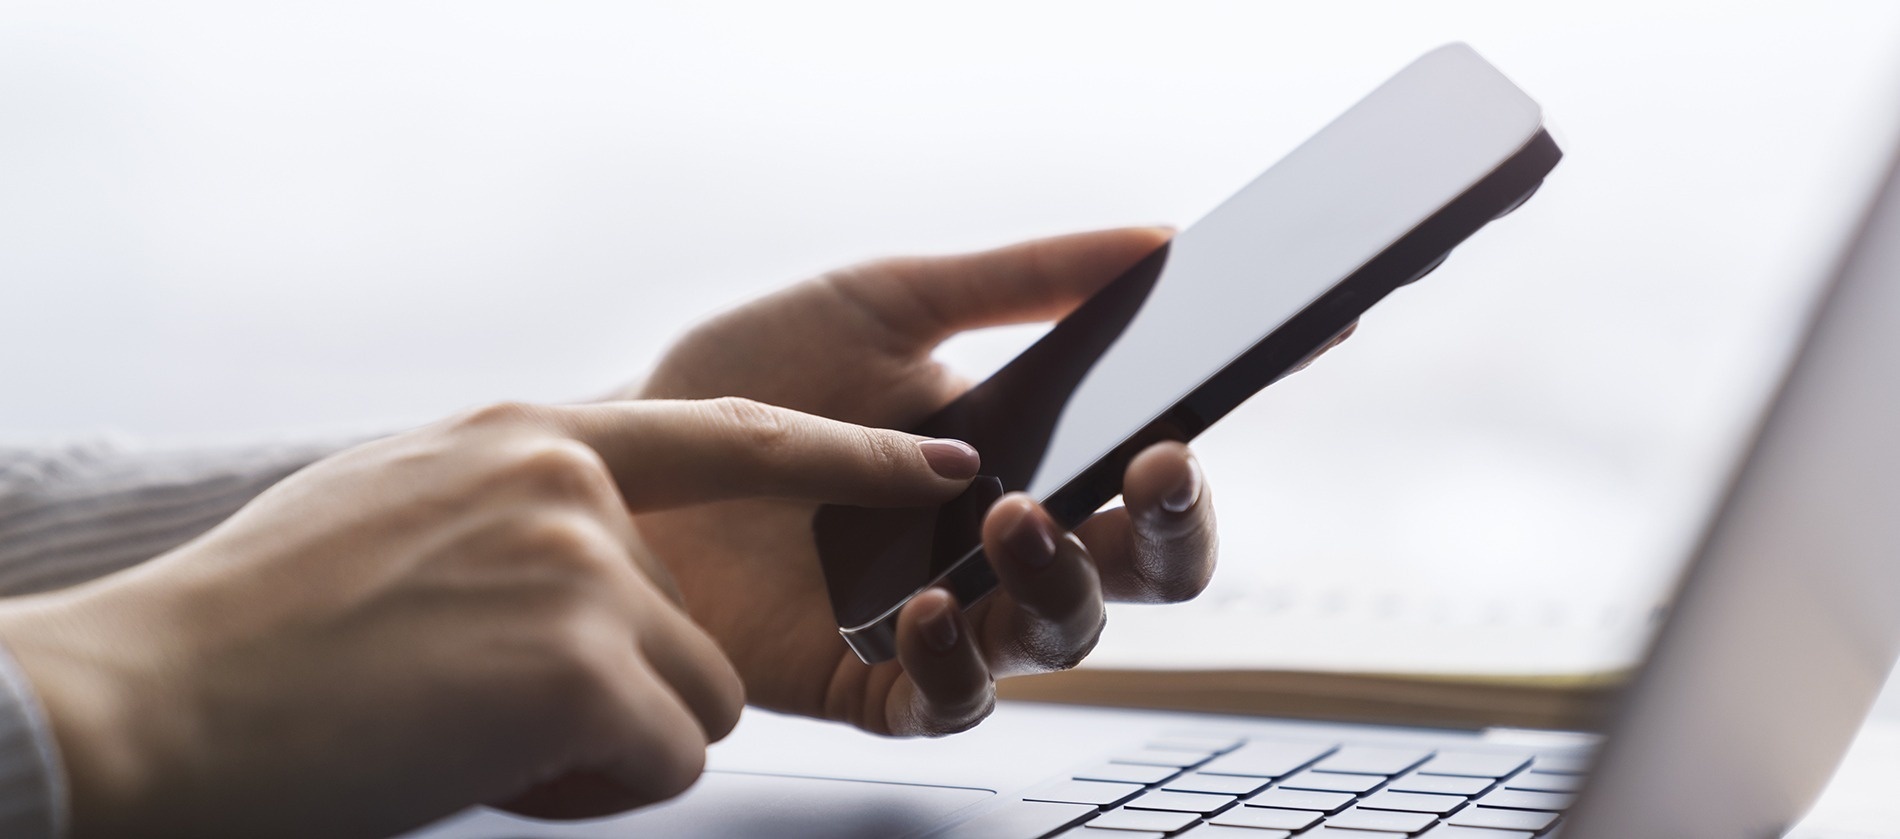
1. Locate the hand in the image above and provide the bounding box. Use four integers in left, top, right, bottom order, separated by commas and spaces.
635, 228, 1253, 736
0, 399, 979, 839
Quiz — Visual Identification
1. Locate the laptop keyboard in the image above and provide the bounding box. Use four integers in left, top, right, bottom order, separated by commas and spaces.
936, 733, 1584, 838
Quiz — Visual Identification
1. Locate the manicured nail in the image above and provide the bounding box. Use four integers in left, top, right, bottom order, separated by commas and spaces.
1161, 456, 1203, 514
920, 594, 960, 652
1001, 501, 1058, 570
919, 439, 980, 480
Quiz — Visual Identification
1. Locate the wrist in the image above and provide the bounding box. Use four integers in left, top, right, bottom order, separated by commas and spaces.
0, 629, 65, 839
0, 583, 188, 838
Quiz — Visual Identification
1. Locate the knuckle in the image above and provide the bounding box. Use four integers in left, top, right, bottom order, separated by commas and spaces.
849, 256, 905, 278
511, 512, 622, 579
855, 427, 910, 480
706, 396, 791, 449
529, 614, 626, 721
506, 439, 615, 501
454, 400, 541, 431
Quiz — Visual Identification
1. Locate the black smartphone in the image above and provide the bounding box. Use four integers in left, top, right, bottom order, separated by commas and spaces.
814, 43, 1562, 664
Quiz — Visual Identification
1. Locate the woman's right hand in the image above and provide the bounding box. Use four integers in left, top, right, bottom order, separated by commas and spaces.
0, 398, 978, 839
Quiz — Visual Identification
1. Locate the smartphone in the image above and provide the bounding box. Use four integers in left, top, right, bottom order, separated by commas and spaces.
814, 43, 1561, 664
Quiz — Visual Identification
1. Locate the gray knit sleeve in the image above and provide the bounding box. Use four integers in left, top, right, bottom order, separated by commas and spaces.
0, 436, 354, 837
0, 641, 63, 839
0, 437, 347, 595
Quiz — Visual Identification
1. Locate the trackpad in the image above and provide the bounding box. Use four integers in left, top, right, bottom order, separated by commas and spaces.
496, 771, 993, 839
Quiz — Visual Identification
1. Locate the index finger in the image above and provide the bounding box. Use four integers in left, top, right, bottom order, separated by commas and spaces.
538, 397, 981, 511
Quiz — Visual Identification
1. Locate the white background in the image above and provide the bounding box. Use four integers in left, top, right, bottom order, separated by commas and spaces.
4, 2, 1900, 674
10, 4, 1900, 830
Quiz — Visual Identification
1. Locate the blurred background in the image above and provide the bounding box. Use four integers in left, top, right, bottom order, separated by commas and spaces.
5, 2, 1900, 676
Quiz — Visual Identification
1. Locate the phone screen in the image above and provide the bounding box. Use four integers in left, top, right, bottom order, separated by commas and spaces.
815, 44, 1546, 638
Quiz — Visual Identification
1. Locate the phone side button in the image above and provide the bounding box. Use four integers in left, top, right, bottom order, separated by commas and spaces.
1491, 181, 1544, 220
1395, 252, 1450, 287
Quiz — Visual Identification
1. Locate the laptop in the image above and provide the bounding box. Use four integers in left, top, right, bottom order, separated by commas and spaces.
400, 110, 1900, 839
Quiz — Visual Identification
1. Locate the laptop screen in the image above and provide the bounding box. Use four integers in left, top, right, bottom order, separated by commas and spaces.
1565, 144, 1900, 837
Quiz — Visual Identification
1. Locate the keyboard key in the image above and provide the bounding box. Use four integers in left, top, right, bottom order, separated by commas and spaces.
1112, 748, 1214, 768
1073, 763, 1180, 785
1358, 790, 1467, 814
1277, 770, 1384, 793
1058, 831, 1166, 839
1530, 754, 1591, 774
1084, 807, 1200, 833
1312, 746, 1432, 776
1387, 773, 1492, 796
1198, 741, 1336, 778
1024, 779, 1146, 806
935, 800, 1095, 838
1208, 806, 1320, 831
1244, 788, 1355, 813
1123, 790, 1237, 815
1324, 806, 1438, 833
1416, 751, 1532, 778
1162, 773, 1270, 796
1177, 825, 1290, 839
1301, 828, 1410, 838
1150, 734, 1245, 754
1506, 771, 1583, 793
1479, 789, 1575, 811
1446, 807, 1560, 831
1419, 826, 1535, 839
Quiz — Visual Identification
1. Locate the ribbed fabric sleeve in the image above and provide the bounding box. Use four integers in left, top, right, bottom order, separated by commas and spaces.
0, 437, 347, 596
0, 436, 354, 837
0, 642, 62, 839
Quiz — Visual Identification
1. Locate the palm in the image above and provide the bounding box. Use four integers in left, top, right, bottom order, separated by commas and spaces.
634, 268, 979, 731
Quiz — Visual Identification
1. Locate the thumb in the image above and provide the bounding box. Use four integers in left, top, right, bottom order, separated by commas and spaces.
540, 397, 979, 511
822, 226, 1173, 350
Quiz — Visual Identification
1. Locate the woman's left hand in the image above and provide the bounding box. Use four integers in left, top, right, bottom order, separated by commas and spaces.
634, 228, 1222, 736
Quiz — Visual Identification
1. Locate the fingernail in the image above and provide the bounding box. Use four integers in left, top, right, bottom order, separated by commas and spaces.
1161, 457, 1203, 514
921, 594, 960, 652
919, 439, 980, 480
1002, 501, 1059, 570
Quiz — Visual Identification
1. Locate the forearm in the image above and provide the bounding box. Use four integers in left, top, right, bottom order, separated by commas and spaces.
0, 435, 353, 837
0, 640, 62, 839
0, 438, 350, 596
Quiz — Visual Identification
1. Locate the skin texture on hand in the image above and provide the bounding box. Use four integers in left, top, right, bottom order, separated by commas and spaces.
634, 228, 1233, 737
0, 399, 982, 839
0, 227, 1344, 836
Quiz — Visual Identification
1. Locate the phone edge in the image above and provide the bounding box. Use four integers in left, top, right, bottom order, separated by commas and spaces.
836, 127, 1563, 665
